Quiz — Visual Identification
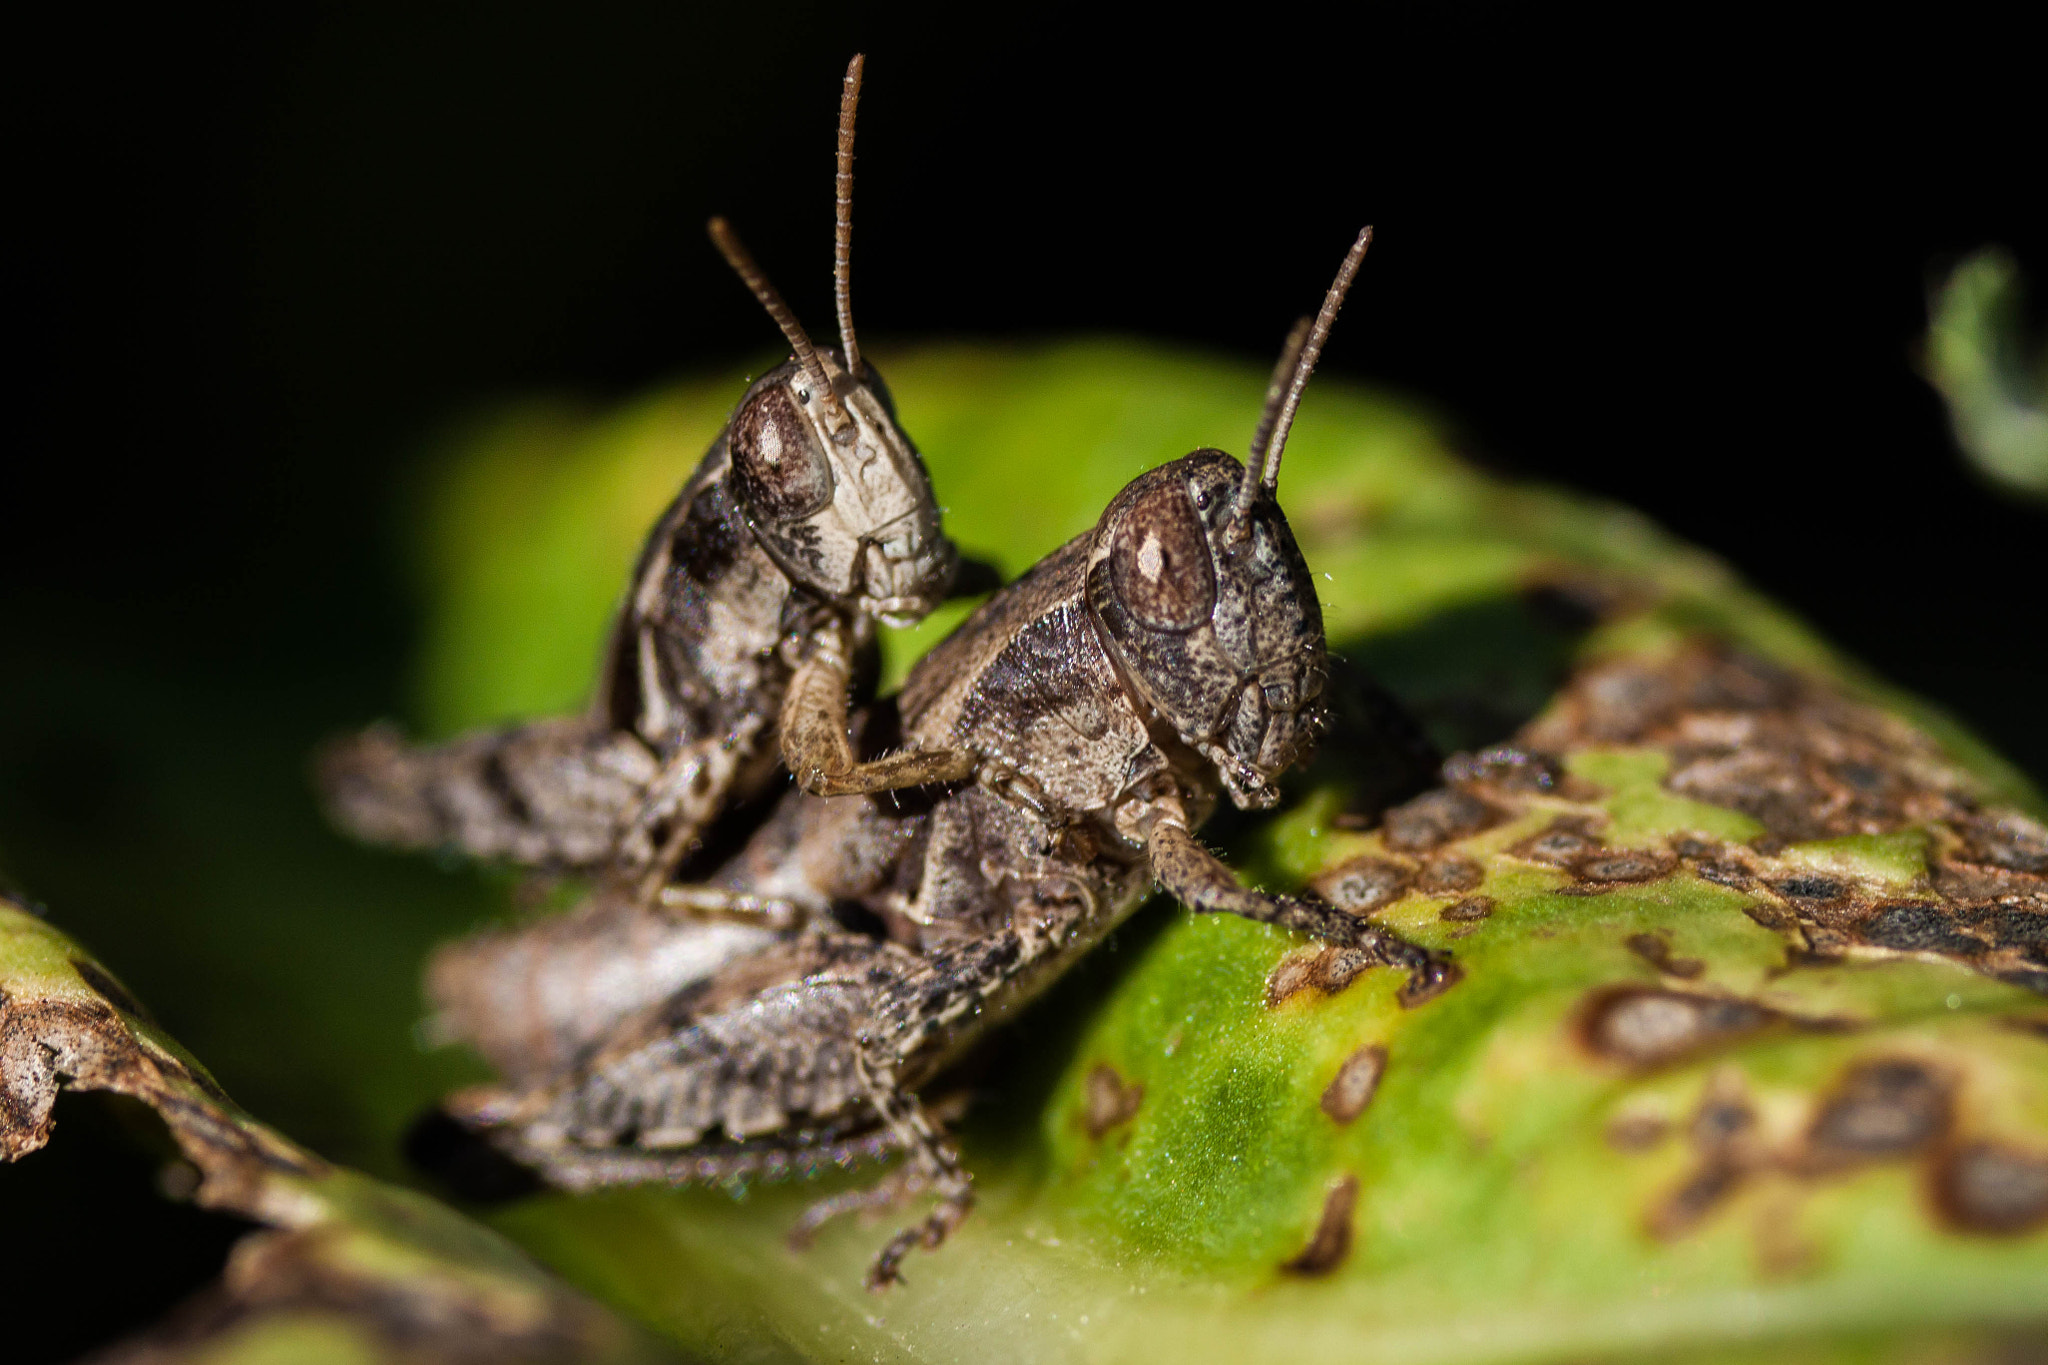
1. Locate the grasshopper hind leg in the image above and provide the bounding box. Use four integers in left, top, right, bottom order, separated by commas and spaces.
847, 1055, 974, 1290
318, 717, 660, 868
786, 1162, 930, 1250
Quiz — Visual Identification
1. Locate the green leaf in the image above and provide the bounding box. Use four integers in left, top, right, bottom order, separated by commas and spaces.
7, 341, 2045, 1362
393, 343, 2048, 1361
0, 899, 674, 1363
1926, 248, 2048, 503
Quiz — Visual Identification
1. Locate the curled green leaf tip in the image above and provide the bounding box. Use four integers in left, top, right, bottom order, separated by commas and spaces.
1927, 248, 2048, 502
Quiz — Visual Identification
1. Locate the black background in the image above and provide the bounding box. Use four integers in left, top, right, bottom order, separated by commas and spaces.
5, 6, 2045, 1358
11, 8, 2045, 770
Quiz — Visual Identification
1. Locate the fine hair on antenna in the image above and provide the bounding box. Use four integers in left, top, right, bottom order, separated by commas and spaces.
706, 217, 846, 429
834, 54, 864, 379
1230, 225, 1375, 529
1246, 316, 1312, 479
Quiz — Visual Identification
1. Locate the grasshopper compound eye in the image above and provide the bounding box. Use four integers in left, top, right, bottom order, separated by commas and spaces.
730, 386, 835, 521
1108, 481, 1217, 632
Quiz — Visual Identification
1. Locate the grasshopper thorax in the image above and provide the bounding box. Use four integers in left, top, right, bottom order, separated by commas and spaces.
1085, 449, 1326, 809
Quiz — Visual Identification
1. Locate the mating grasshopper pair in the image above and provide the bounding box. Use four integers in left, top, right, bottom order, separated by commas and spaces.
322, 56, 1449, 1288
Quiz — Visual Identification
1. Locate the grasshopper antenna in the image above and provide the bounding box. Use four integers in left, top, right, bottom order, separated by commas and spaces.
834, 54, 864, 380
1230, 225, 1374, 530
708, 217, 850, 431
1245, 315, 1312, 481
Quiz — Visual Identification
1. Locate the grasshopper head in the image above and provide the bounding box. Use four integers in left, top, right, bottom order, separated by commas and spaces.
1086, 450, 1326, 809
1084, 224, 1374, 808
724, 355, 956, 627
706, 56, 956, 629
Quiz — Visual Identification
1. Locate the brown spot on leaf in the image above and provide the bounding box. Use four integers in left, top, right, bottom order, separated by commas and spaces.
1265, 945, 1385, 1008
1321, 1046, 1388, 1124
1801, 1058, 1951, 1170
1791, 929, 1856, 964
1956, 811, 2048, 876
1959, 904, 2048, 949
1575, 850, 1678, 886
1397, 958, 1464, 1008
1281, 1175, 1359, 1276
1930, 1141, 2048, 1235
1579, 985, 1777, 1068
1740, 900, 1800, 931
2, 967, 321, 1220
1696, 861, 1756, 889
1685, 845, 1757, 889
1353, 645, 2048, 1000
1439, 896, 1494, 923
1646, 1072, 1762, 1239
1930, 859, 2046, 902
1382, 788, 1502, 853
1082, 1064, 1143, 1139
1309, 857, 1412, 914
1858, 901, 1988, 957
1265, 952, 1321, 1008
1647, 1161, 1744, 1240
1416, 856, 1484, 895
1513, 817, 1605, 869
8, 908, 656, 1363
1689, 1083, 1757, 1155
1742, 855, 2047, 995
1313, 947, 1384, 997
1751, 1197, 1821, 1278
1442, 745, 1562, 795
1519, 645, 1984, 844
1772, 874, 1852, 906
1626, 931, 1705, 979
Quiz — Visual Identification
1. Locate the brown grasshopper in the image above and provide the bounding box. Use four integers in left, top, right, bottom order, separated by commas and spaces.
442, 226, 1454, 1288
320, 57, 967, 912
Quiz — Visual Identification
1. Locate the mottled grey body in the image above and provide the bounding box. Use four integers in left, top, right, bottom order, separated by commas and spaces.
466, 443, 1450, 1288
342, 360, 961, 1085
431, 225, 1442, 1289
319, 61, 958, 897
322, 413, 826, 874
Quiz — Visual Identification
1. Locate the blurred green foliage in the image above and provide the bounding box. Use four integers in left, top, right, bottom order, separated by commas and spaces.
1927, 249, 2048, 503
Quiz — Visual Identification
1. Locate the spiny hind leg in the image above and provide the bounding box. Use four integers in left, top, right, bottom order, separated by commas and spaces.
784, 1093, 973, 1251
787, 1163, 930, 1250
781, 623, 977, 798
849, 1055, 974, 1291
318, 718, 659, 868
